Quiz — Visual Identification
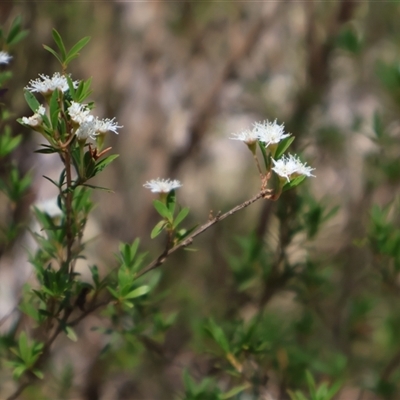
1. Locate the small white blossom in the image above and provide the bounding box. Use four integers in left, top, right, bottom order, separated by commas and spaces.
272, 154, 315, 182
67, 101, 92, 125
0, 51, 12, 64
254, 119, 291, 147
288, 154, 316, 178
21, 105, 46, 127
25, 72, 79, 95
75, 119, 97, 141
34, 197, 62, 219
143, 178, 182, 193
230, 129, 259, 145
94, 117, 122, 135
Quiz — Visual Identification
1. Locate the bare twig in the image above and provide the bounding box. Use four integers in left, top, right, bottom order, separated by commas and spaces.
138, 188, 272, 278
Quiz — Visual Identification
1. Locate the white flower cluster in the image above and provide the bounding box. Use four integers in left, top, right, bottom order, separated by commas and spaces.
0, 51, 12, 64
143, 178, 182, 193
25, 72, 78, 95
21, 105, 46, 128
21, 91, 122, 140
67, 101, 122, 141
271, 154, 315, 182
230, 118, 315, 183
231, 119, 290, 147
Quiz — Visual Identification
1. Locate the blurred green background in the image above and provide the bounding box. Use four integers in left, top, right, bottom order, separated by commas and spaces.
2, 1, 400, 399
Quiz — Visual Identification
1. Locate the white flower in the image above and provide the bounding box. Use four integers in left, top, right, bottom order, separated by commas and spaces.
288, 154, 315, 178
0, 51, 12, 64
25, 72, 79, 95
21, 105, 46, 127
34, 197, 62, 219
143, 178, 182, 193
230, 129, 259, 145
271, 154, 315, 182
67, 101, 92, 125
75, 119, 97, 141
254, 119, 291, 147
94, 117, 122, 135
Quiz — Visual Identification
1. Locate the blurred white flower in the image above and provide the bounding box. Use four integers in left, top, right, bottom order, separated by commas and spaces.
21, 105, 46, 127
0, 51, 12, 64
143, 178, 182, 193
230, 129, 259, 145
34, 197, 62, 219
75, 119, 97, 141
94, 117, 122, 135
25, 72, 79, 95
272, 154, 315, 182
254, 119, 290, 147
68, 101, 92, 125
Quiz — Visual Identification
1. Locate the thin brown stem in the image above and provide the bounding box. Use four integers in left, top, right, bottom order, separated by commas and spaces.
137, 188, 272, 278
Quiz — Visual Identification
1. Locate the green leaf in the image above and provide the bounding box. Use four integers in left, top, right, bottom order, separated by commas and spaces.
6, 16, 22, 45
258, 140, 269, 170
173, 207, 189, 228
52, 29, 67, 61
24, 90, 41, 113
166, 189, 176, 214
151, 220, 167, 239
94, 154, 119, 175
107, 286, 120, 300
124, 285, 150, 299
275, 136, 295, 159
65, 36, 91, 64
153, 200, 173, 221
49, 89, 60, 130
7, 30, 29, 47
282, 175, 306, 192
18, 332, 30, 364
65, 326, 78, 342
32, 369, 44, 379
221, 383, 250, 399
305, 370, 317, 398
12, 364, 27, 380
42, 44, 63, 65
206, 319, 230, 354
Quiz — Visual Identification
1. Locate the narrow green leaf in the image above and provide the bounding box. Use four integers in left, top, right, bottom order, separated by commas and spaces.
107, 286, 120, 299
94, 154, 119, 175
34, 147, 59, 154
32, 369, 44, 379
42, 44, 63, 65
153, 200, 173, 221
65, 326, 78, 342
221, 383, 250, 399
7, 30, 29, 47
282, 175, 306, 192
124, 285, 150, 299
173, 207, 189, 228
18, 332, 30, 364
49, 89, 60, 130
258, 140, 269, 170
166, 189, 176, 214
6, 15, 21, 45
151, 220, 167, 239
24, 90, 41, 113
12, 364, 27, 380
52, 29, 67, 60
275, 136, 295, 159
66, 75, 76, 97
66, 36, 91, 63
206, 319, 230, 354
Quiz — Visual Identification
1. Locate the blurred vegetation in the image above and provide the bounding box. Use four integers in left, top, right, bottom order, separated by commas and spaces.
2, 1, 400, 399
